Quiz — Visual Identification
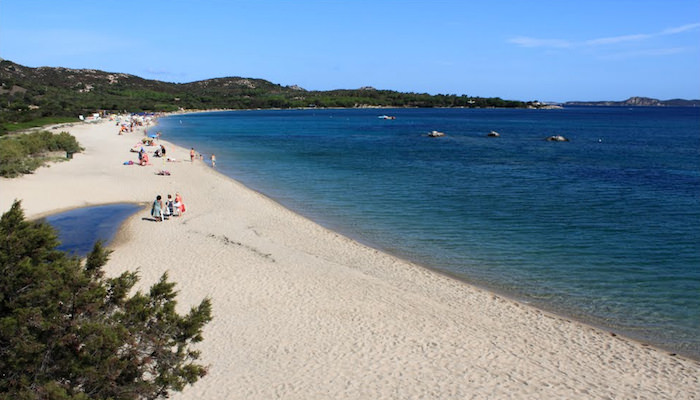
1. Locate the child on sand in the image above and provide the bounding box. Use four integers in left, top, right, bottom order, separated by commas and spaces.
151, 195, 164, 221
166, 194, 174, 216
162, 195, 171, 218
190, 148, 195, 162
174, 192, 185, 216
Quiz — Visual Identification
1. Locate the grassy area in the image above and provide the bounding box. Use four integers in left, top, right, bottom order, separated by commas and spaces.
1, 116, 80, 134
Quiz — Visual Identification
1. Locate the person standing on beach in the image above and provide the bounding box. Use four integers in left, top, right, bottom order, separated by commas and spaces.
211, 154, 216, 168
151, 195, 164, 221
174, 192, 185, 216
190, 148, 195, 162
166, 194, 174, 216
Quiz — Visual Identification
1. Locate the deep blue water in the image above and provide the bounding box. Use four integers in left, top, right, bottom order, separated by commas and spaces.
46, 204, 142, 257
159, 107, 700, 357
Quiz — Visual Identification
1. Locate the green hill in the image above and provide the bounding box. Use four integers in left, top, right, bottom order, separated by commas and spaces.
1, 59, 532, 133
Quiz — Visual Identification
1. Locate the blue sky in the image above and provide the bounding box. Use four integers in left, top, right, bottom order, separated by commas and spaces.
1, 0, 698, 102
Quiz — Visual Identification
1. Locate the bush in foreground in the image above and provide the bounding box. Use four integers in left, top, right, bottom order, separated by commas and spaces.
0, 201, 212, 399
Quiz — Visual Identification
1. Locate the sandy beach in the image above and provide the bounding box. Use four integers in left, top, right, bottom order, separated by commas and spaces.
1, 119, 698, 399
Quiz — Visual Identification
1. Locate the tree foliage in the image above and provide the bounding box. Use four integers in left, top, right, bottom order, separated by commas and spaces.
0, 201, 212, 400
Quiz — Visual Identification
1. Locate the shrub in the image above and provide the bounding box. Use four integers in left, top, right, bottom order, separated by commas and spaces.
51, 132, 82, 154
0, 140, 42, 177
0, 131, 83, 177
0, 201, 212, 399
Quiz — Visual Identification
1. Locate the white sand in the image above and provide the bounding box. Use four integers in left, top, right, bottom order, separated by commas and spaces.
2, 120, 698, 399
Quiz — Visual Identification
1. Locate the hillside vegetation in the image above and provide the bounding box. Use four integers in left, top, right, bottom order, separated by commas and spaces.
0, 60, 534, 134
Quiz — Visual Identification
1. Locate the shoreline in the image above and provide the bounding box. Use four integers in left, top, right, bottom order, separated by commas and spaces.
236, 193, 694, 359
159, 109, 698, 360
2, 119, 698, 399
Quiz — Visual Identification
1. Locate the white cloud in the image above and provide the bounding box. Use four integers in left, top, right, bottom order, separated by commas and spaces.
599, 47, 687, 60
508, 36, 571, 48
584, 33, 651, 46
661, 23, 700, 35
508, 22, 700, 49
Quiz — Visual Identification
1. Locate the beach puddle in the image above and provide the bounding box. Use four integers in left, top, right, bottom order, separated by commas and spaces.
45, 203, 142, 257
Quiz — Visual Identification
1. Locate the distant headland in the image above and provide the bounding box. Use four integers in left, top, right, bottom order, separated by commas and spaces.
565, 96, 700, 107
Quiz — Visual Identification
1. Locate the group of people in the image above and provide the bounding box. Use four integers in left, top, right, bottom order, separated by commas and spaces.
151, 193, 185, 221
136, 143, 168, 166
190, 147, 216, 168
117, 120, 143, 135
154, 144, 167, 158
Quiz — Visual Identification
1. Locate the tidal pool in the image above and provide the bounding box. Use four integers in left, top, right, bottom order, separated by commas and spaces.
45, 203, 142, 257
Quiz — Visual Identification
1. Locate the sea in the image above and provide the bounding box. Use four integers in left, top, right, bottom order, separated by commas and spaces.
156, 107, 700, 358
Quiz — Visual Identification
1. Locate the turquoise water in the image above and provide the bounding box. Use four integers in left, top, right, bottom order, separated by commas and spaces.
159, 107, 700, 357
45, 204, 142, 257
